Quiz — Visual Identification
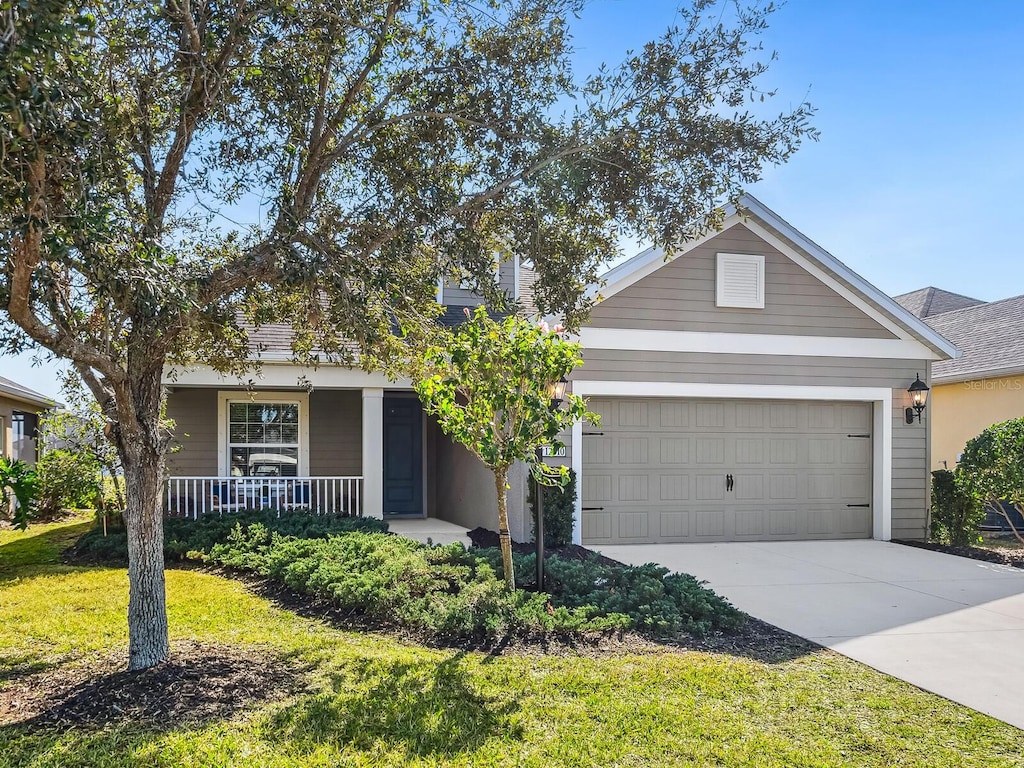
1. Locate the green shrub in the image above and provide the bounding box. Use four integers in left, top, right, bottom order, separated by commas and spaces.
72, 509, 743, 642
36, 449, 101, 514
529, 466, 576, 547
930, 469, 983, 546
73, 509, 388, 562
0, 457, 40, 528
476, 548, 743, 636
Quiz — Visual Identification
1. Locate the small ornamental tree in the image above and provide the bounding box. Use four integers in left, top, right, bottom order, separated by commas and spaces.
414, 307, 596, 589
957, 418, 1024, 544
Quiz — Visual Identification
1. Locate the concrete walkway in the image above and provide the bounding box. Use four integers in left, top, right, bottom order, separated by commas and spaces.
387, 517, 473, 546
598, 540, 1024, 730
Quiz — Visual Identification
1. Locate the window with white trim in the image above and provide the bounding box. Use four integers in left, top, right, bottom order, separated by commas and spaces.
716, 252, 765, 309
227, 401, 300, 477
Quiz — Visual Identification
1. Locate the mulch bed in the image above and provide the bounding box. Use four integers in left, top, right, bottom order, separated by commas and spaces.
465, 527, 624, 567
895, 538, 1024, 569
0, 641, 305, 730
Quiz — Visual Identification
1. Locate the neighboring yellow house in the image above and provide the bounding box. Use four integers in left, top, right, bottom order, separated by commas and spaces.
895, 288, 1024, 470
0, 374, 55, 465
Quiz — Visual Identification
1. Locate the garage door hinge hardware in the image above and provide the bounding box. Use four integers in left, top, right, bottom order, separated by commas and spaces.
846, 503, 870, 508
583, 431, 604, 436
582, 506, 605, 511
846, 434, 870, 438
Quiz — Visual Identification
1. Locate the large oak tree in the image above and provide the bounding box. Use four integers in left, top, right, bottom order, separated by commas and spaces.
1, 0, 814, 669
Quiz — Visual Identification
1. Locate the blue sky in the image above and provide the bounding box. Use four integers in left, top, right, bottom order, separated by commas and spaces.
5, 0, 1023, 399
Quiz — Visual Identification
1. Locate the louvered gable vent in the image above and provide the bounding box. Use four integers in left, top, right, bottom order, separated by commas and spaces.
716, 253, 765, 309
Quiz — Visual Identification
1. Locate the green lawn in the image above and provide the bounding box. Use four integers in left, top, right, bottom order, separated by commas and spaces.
1, 520, 1021, 767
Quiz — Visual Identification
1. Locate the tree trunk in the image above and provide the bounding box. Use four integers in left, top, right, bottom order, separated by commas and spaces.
494, 466, 515, 590
117, 367, 170, 670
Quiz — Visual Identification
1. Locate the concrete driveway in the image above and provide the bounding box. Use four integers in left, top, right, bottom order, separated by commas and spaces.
597, 540, 1024, 730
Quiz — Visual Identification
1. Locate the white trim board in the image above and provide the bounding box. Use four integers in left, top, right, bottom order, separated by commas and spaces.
167, 363, 405, 390
569, 380, 894, 542
580, 327, 943, 361
216, 390, 310, 476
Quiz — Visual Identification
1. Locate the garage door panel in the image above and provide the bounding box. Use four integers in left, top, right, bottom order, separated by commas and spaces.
617, 437, 649, 464
769, 475, 798, 500
584, 436, 613, 465
659, 474, 689, 500
660, 437, 689, 464
695, 438, 725, 464
659, 401, 690, 428
582, 397, 873, 544
735, 438, 764, 464
660, 510, 691, 538
735, 510, 764, 536
696, 474, 726, 500
734, 474, 763, 500
769, 438, 798, 464
617, 510, 649, 540
808, 474, 836, 500
807, 509, 834, 535
695, 510, 725, 538
695, 402, 725, 427
618, 400, 649, 428
618, 474, 649, 501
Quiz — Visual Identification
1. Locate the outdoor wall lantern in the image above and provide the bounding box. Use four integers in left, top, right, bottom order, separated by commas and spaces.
547, 376, 568, 409
905, 373, 929, 424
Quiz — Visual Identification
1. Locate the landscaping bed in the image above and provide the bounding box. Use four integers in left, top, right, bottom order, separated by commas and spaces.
1, 640, 304, 730
896, 537, 1024, 569
67, 511, 744, 647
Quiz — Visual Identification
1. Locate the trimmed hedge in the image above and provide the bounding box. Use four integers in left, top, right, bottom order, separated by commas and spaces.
72, 511, 744, 641
72, 509, 388, 562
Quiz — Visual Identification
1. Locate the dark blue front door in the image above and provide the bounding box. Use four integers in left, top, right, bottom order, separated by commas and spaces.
383, 396, 423, 517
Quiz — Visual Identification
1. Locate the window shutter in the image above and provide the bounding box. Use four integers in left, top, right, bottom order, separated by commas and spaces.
716, 253, 765, 309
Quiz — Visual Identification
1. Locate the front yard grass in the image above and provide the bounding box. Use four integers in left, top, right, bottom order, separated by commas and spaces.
1, 520, 1021, 767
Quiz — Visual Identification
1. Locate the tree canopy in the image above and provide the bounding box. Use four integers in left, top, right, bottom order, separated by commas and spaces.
1, 0, 815, 668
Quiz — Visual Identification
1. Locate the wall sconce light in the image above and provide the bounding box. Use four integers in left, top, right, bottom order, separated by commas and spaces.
547, 376, 568, 409
905, 373, 929, 424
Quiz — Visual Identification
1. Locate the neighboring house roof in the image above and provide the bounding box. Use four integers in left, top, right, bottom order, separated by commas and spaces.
594, 194, 959, 361
893, 286, 985, 318
919, 293, 1024, 383
0, 375, 55, 409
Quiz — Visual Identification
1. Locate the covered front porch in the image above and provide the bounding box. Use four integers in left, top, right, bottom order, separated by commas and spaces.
161, 371, 526, 536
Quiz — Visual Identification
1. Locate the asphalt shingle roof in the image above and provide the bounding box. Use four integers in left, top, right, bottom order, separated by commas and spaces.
921, 294, 1024, 382
893, 286, 985, 318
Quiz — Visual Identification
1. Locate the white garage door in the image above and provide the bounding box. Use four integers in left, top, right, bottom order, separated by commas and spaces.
581, 398, 873, 544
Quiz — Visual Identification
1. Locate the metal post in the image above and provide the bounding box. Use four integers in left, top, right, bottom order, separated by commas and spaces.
536, 446, 545, 592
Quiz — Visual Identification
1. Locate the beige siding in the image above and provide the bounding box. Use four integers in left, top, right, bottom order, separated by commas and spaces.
589, 224, 896, 339
432, 417, 530, 540
573, 351, 931, 541
166, 389, 219, 475
308, 390, 362, 476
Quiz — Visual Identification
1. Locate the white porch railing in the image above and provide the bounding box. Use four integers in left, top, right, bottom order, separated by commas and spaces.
165, 476, 363, 518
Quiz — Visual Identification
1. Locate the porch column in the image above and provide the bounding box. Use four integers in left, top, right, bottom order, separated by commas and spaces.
362, 388, 384, 518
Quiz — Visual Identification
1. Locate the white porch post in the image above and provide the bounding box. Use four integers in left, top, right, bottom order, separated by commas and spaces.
362, 388, 385, 518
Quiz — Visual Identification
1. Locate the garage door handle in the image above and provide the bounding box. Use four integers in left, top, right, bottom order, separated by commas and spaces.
847, 434, 870, 438
846, 503, 870, 508
726, 474, 734, 492
582, 506, 604, 511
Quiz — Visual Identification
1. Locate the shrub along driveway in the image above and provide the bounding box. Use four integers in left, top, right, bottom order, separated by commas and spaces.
598, 540, 1024, 731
